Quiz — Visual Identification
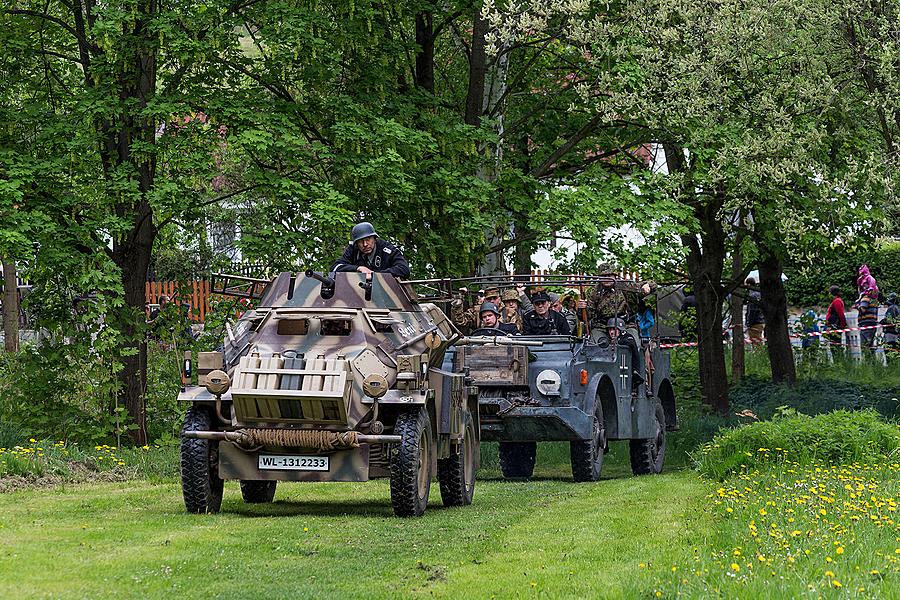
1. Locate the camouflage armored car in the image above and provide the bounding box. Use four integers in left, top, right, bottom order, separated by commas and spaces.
178, 271, 480, 517
436, 277, 677, 482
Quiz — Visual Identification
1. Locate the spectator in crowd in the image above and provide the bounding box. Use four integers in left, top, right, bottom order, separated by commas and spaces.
855, 286, 880, 355
745, 277, 765, 345
824, 285, 847, 356
856, 264, 878, 298
799, 309, 820, 350
882, 292, 898, 352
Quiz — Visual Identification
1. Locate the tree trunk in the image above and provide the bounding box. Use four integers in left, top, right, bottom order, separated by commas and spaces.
2, 259, 18, 352
666, 144, 729, 415
464, 9, 488, 126
758, 251, 796, 385
686, 237, 730, 416
414, 11, 434, 93
730, 238, 744, 385
103, 2, 158, 444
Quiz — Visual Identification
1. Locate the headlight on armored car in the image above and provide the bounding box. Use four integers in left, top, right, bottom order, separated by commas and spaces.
536, 369, 562, 396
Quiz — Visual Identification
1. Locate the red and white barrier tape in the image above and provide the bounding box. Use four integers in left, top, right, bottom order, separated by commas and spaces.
659, 322, 892, 349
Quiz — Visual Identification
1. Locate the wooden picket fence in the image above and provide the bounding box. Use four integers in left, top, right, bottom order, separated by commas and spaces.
146, 280, 213, 322
145, 269, 641, 323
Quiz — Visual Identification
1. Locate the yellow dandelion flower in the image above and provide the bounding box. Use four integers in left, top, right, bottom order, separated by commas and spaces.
825, 570, 834, 578
836, 547, 844, 555
832, 580, 842, 588
731, 563, 740, 572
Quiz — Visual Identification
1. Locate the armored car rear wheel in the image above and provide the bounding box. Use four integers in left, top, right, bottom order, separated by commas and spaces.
240, 480, 277, 503
570, 401, 606, 482
629, 400, 666, 475
437, 410, 477, 506
180, 406, 224, 514
390, 407, 434, 517
498, 441, 536, 479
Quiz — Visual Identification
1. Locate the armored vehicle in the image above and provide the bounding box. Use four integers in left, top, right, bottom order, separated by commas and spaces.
424, 275, 677, 482
178, 271, 480, 517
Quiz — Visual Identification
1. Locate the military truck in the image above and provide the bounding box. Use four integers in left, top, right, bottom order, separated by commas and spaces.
177, 271, 481, 517
426, 275, 677, 482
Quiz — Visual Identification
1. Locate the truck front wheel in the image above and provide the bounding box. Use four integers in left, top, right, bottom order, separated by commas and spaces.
390, 407, 434, 517
570, 401, 606, 482
437, 410, 477, 506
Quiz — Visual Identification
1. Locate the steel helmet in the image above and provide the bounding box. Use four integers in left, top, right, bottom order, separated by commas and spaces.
606, 317, 626, 331
351, 222, 378, 243
479, 302, 501, 317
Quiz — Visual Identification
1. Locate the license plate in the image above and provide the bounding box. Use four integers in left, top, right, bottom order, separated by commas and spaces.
258, 454, 329, 471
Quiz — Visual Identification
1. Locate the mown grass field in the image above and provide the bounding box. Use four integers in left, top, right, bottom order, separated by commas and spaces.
2, 438, 897, 599
0, 443, 710, 599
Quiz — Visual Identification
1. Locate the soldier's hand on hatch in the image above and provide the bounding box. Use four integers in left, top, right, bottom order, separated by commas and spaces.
357, 266, 373, 275
641, 283, 651, 296
516, 283, 526, 294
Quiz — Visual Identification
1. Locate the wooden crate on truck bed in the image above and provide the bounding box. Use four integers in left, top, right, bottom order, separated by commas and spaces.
455, 345, 528, 386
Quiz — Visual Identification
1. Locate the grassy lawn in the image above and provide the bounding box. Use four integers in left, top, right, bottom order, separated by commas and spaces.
0, 443, 711, 599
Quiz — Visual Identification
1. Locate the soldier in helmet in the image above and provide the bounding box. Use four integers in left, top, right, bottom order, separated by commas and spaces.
476, 302, 519, 335
523, 290, 571, 335
500, 289, 524, 332
331, 221, 411, 278
603, 317, 645, 389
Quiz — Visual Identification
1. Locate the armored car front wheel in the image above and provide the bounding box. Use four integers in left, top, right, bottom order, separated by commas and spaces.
498, 441, 536, 479
240, 480, 277, 503
629, 400, 666, 475
437, 410, 477, 506
390, 407, 434, 517
180, 406, 224, 514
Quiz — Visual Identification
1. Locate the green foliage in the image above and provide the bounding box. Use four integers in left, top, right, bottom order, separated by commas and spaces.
730, 374, 900, 422
785, 239, 900, 306
694, 409, 900, 480
0, 438, 178, 482
0, 343, 187, 446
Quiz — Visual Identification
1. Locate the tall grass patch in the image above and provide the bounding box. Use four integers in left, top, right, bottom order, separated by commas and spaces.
694, 409, 900, 480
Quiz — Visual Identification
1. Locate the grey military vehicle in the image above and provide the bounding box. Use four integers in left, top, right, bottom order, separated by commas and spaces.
178, 271, 484, 517
420, 275, 677, 482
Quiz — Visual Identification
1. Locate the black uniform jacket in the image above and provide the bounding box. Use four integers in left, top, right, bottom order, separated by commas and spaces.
330, 239, 411, 278
522, 310, 571, 335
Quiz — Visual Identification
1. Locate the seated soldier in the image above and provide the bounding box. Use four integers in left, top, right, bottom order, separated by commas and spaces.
474, 302, 518, 335
602, 317, 646, 389
450, 287, 485, 335
500, 289, 524, 332
523, 291, 571, 335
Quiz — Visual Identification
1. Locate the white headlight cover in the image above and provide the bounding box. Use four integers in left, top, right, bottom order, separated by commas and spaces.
536, 369, 562, 396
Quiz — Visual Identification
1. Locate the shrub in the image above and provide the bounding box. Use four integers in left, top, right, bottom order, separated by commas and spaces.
694, 409, 900, 479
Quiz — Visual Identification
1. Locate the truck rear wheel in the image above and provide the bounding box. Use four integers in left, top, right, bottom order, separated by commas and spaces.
629, 400, 666, 475
180, 406, 224, 514
570, 401, 606, 482
390, 407, 434, 517
240, 480, 277, 503
437, 410, 477, 506
499, 441, 536, 479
